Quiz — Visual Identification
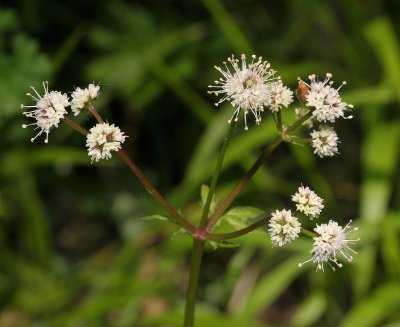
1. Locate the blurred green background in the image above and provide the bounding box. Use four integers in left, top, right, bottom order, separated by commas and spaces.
1, 0, 400, 326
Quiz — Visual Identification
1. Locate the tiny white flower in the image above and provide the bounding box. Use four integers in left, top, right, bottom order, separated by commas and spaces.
208, 54, 278, 130
292, 185, 324, 219
299, 73, 353, 123
268, 209, 301, 246
22, 81, 70, 143
299, 220, 359, 272
86, 123, 127, 162
88, 83, 100, 99
71, 83, 100, 116
311, 125, 339, 158
266, 81, 293, 112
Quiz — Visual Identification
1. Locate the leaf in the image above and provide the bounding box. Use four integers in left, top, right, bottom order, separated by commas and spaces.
208, 240, 240, 250
290, 292, 327, 327
241, 257, 302, 317
0, 33, 51, 121
141, 214, 169, 222
171, 228, 189, 239
220, 206, 265, 230
365, 17, 400, 101
339, 282, 400, 327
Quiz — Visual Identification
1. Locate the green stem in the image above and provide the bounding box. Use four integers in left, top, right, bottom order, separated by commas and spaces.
200, 122, 236, 227
206, 110, 313, 231
184, 239, 205, 327
201, 0, 253, 54
64, 118, 195, 234
206, 135, 282, 230
277, 111, 283, 133
207, 216, 270, 241
117, 150, 196, 234
301, 227, 317, 238
184, 121, 236, 326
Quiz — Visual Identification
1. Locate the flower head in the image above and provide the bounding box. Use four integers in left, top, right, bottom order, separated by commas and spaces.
86, 123, 127, 162
22, 81, 70, 143
292, 185, 324, 219
299, 73, 353, 123
268, 209, 301, 246
265, 81, 294, 112
299, 220, 359, 271
71, 83, 100, 116
208, 54, 278, 130
311, 125, 339, 158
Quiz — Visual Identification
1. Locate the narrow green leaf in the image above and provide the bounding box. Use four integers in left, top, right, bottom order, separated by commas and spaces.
241, 257, 302, 317
340, 282, 400, 327
208, 240, 240, 250
365, 18, 400, 101
141, 214, 169, 222
291, 292, 327, 327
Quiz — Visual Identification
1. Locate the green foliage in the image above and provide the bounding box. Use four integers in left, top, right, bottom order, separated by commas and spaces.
219, 206, 265, 230
1, 1, 400, 326
0, 9, 50, 122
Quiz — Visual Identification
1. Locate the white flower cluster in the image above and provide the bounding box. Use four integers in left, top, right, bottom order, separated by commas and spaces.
268, 209, 301, 246
71, 83, 100, 116
304, 73, 353, 123
292, 185, 324, 219
299, 220, 359, 272
311, 125, 339, 158
266, 81, 294, 112
22, 82, 127, 163
208, 54, 293, 130
22, 82, 70, 143
268, 185, 359, 272
297, 73, 353, 158
86, 123, 127, 162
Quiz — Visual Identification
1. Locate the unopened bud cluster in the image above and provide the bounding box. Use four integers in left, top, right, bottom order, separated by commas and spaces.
268, 185, 359, 272
22, 82, 126, 162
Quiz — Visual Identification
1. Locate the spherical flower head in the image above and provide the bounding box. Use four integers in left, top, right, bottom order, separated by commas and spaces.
71, 83, 100, 116
86, 122, 127, 162
311, 125, 339, 158
292, 185, 324, 219
268, 209, 301, 246
299, 220, 359, 271
265, 81, 293, 112
208, 54, 278, 130
22, 81, 70, 143
300, 73, 353, 123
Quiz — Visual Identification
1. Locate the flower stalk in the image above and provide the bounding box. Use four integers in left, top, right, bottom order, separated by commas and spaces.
65, 116, 196, 234
184, 119, 237, 326
206, 109, 313, 232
